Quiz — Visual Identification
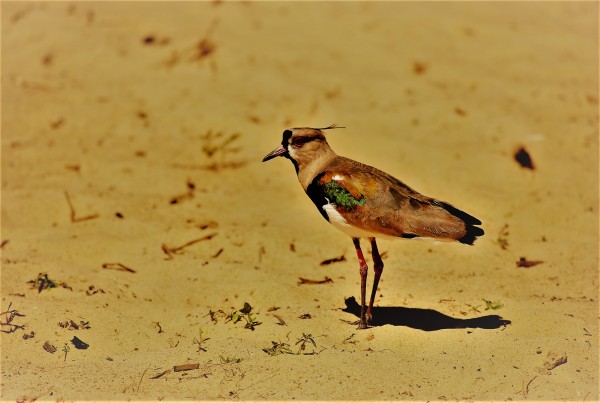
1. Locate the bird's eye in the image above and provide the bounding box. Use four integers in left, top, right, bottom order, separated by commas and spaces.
292, 137, 307, 147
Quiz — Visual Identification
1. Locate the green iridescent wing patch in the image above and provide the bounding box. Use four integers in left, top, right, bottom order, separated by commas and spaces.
323, 181, 366, 209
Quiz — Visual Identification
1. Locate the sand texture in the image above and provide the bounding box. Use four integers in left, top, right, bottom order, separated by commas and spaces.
1, 1, 598, 401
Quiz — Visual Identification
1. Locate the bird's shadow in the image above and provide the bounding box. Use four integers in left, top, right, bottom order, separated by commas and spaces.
342, 297, 511, 331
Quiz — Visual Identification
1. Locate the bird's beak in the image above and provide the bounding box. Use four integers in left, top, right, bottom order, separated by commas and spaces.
262, 145, 287, 162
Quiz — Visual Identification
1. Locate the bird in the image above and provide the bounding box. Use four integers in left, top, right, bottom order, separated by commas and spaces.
262, 125, 484, 329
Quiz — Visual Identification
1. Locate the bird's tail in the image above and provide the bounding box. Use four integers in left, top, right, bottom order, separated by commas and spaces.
434, 201, 484, 245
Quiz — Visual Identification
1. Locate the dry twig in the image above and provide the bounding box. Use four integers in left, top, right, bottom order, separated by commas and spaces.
150, 369, 171, 379
174, 363, 199, 372
102, 262, 136, 273
162, 233, 217, 259
1, 302, 25, 333
169, 180, 196, 204
64, 191, 99, 223
320, 255, 346, 265
271, 314, 286, 326
298, 276, 333, 285
136, 367, 149, 392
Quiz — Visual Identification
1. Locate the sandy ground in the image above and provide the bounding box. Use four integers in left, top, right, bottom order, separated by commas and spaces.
1, 1, 598, 401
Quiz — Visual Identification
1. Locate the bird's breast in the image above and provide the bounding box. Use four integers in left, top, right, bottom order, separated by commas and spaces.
322, 202, 395, 240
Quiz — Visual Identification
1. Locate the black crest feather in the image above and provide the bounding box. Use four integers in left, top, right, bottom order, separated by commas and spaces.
316, 124, 345, 130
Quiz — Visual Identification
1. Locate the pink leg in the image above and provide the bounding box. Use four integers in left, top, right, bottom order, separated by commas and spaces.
352, 238, 369, 329
366, 237, 384, 324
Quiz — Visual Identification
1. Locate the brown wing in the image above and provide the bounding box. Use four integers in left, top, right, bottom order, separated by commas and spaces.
323, 157, 482, 242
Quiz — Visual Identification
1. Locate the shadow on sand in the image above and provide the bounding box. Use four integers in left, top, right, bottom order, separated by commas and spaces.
342, 296, 511, 331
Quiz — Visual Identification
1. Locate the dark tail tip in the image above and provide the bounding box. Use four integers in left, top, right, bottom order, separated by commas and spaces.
458, 225, 485, 245
433, 200, 484, 245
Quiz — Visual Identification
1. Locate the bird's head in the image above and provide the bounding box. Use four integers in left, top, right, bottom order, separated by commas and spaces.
262, 125, 343, 172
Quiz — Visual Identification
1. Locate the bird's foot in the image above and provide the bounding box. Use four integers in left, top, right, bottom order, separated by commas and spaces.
366, 309, 373, 325
357, 321, 368, 330
348, 319, 369, 329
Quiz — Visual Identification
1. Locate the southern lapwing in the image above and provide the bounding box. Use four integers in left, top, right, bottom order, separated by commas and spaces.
262, 125, 484, 329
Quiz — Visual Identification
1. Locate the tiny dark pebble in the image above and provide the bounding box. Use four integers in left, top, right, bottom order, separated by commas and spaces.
50, 118, 64, 130
42, 53, 53, 66
514, 147, 535, 170
115, 212, 124, 218
413, 61, 427, 75
195, 39, 215, 59
454, 107, 467, 116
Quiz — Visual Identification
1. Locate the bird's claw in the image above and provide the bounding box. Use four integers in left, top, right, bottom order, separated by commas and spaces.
349, 319, 369, 329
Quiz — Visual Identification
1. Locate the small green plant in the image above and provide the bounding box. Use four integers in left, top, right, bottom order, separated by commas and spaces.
219, 355, 243, 364
225, 302, 262, 331
482, 298, 504, 310
62, 342, 70, 361
466, 304, 481, 313
201, 131, 240, 158
263, 334, 321, 356
193, 328, 210, 352
263, 341, 293, 356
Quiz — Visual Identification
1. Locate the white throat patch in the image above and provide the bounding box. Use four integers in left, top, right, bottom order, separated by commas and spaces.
287, 146, 297, 160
